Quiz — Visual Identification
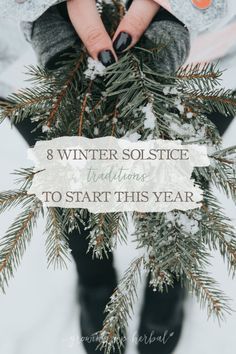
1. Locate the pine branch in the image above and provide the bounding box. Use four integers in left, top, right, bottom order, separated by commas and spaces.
185, 268, 232, 320
211, 145, 236, 159
134, 211, 209, 274
0, 88, 53, 124
45, 207, 71, 269
47, 52, 86, 128
134, 209, 234, 324
110, 0, 126, 18
77, 79, 93, 136
193, 144, 236, 202
0, 1, 236, 346
0, 190, 30, 214
0, 198, 42, 292
134, 209, 232, 320
25, 64, 55, 84
176, 62, 222, 90
97, 256, 144, 354
200, 190, 236, 275
88, 212, 128, 259
13, 168, 45, 190
184, 88, 236, 117
63, 208, 89, 234
105, 52, 171, 137
145, 255, 174, 292
200, 160, 236, 201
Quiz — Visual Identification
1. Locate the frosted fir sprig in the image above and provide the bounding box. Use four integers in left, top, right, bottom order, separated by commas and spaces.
0, 1, 236, 353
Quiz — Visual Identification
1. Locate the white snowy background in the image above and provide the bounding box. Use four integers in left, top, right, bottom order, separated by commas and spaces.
0, 18, 236, 354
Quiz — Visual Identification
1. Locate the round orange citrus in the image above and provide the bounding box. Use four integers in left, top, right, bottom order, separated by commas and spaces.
191, 0, 213, 10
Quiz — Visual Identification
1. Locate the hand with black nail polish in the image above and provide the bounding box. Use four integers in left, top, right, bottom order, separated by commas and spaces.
67, 0, 116, 67
113, 0, 160, 54
113, 0, 191, 74
67, 0, 160, 67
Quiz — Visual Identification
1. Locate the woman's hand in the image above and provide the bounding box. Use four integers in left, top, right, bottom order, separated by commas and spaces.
67, 0, 160, 66
113, 0, 160, 53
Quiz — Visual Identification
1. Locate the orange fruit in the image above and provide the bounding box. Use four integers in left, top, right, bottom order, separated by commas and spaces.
191, 0, 213, 10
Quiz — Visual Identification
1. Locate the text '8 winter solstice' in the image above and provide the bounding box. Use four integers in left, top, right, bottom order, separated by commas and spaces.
27, 136, 210, 213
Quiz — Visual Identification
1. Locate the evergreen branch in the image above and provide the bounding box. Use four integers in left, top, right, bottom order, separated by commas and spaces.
200, 191, 236, 275
195, 148, 236, 201
211, 145, 236, 159
78, 79, 93, 136
145, 255, 174, 292
206, 160, 236, 201
134, 211, 209, 273
112, 212, 129, 247
0, 190, 30, 214
106, 53, 157, 119
185, 268, 232, 320
0, 2, 235, 344
111, 98, 119, 136
0, 89, 53, 124
13, 167, 45, 190
111, 0, 126, 18
176, 62, 222, 90
63, 208, 88, 234
88, 212, 128, 259
97, 256, 144, 354
47, 52, 86, 128
185, 88, 236, 117
212, 156, 235, 165
45, 207, 71, 269
210, 145, 236, 165
135, 212, 232, 319
0, 198, 42, 292
25, 65, 55, 84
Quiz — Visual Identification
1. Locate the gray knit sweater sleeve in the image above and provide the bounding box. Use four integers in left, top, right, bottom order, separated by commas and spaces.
21, 5, 80, 69
23, 4, 190, 72
145, 21, 190, 73
0, 0, 63, 22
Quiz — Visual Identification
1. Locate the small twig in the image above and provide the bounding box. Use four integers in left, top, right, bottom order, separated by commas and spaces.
47, 53, 85, 128
78, 80, 93, 136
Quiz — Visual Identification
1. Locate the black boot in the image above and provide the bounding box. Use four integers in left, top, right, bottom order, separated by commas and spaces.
78, 281, 125, 354
68, 226, 126, 354
137, 277, 185, 354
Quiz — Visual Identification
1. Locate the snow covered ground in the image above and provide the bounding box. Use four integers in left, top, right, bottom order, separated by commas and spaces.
0, 21, 236, 354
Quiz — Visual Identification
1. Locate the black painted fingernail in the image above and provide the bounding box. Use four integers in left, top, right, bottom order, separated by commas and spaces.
113, 32, 132, 53
98, 50, 116, 67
